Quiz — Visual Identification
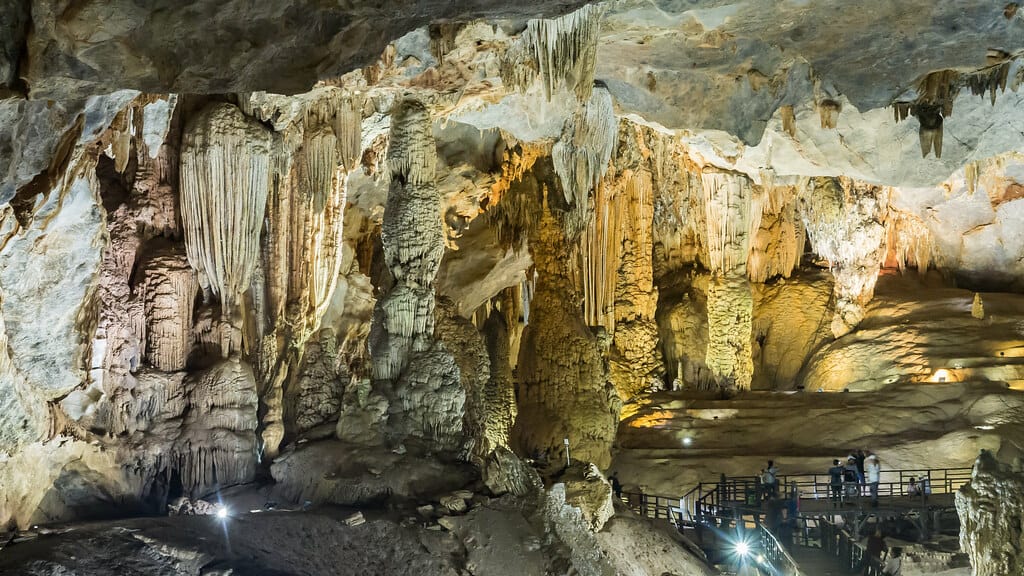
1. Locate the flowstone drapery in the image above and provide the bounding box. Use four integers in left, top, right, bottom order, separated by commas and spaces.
252, 89, 359, 452
179, 102, 271, 356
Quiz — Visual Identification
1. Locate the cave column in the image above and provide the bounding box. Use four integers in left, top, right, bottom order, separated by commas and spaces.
701, 169, 760, 393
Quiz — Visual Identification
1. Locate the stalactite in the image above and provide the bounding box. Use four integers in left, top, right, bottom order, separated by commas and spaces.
748, 193, 805, 283
893, 53, 1022, 158
499, 3, 603, 101
817, 99, 840, 129
700, 170, 761, 277
429, 22, 464, 64
799, 177, 889, 336
180, 102, 271, 356
780, 105, 797, 137
553, 86, 617, 240
884, 211, 932, 273
487, 142, 548, 250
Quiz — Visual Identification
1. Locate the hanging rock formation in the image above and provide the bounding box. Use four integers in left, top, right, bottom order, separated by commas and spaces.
501, 3, 604, 102
800, 177, 888, 337
179, 102, 271, 356
956, 450, 1024, 576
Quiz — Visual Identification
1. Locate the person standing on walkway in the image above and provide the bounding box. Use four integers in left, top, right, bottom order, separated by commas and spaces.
866, 453, 881, 507
765, 460, 779, 499
863, 527, 887, 575
828, 459, 844, 507
855, 449, 867, 486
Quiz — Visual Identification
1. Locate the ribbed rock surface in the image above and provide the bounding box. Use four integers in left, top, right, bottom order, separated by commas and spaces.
956, 450, 1024, 576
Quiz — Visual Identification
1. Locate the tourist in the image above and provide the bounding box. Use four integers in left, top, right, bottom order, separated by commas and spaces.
863, 527, 888, 575
609, 472, 623, 499
828, 459, 845, 507
866, 453, 881, 507
907, 477, 921, 497
882, 547, 903, 575
855, 449, 867, 485
844, 457, 860, 501
765, 460, 779, 498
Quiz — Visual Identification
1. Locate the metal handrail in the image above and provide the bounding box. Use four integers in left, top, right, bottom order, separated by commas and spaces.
758, 521, 804, 576
674, 466, 971, 518
819, 518, 885, 575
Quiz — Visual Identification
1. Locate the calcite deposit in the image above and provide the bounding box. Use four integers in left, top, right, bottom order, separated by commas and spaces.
956, 450, 1024, 576
2, 2, 1024, 575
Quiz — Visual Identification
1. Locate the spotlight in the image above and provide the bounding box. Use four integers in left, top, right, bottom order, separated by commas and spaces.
756, 554, 765, 564
216, 506, 229, 519
682, 437, 693, 447
735, 541, 750, 557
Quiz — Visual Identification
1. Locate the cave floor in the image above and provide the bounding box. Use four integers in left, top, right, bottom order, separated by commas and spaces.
0, 509, 458, 576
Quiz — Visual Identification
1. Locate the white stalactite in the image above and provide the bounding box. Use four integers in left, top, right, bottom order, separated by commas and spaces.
180, 102, 271, 356
500, 3, 603, 101
800, 177, 889, 337
553, 86, 617, 238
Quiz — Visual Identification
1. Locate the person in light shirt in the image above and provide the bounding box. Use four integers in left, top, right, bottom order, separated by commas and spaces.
882, 547, 902, 575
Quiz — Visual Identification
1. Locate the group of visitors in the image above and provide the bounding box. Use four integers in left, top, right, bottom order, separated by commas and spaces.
828, 450, 881, 507
826, 451, 931, 508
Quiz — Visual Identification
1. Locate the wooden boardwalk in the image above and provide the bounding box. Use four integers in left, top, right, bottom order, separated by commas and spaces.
797, 492, 953, 515
790, 546, 844, 575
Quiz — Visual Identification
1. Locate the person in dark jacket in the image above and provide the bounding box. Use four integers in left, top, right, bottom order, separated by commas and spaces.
863, 528, 887, 575
828, 459, 845, 507
609, 472, 623, 499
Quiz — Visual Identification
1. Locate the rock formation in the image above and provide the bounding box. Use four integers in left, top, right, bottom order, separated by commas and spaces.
3, 5, 1024, 576
956, 450, 1024, 576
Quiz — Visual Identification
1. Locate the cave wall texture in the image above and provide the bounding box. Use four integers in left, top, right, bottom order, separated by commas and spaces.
1, 4, 1024, 573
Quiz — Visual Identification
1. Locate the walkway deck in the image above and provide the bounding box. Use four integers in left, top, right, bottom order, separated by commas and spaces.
789, 546, 843, 575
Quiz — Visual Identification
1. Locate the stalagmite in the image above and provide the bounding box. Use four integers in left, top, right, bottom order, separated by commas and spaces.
955, 450, 1024, 576
552, 86, 617, 239
174, 359, 259, 496
500, 3, 603, 101
972, 293, 985, 320
284, 329, 343, 435
371, 98, 443, 383
139, 249, 198, 372
366, 98, 476, 455
705, 277, 754, 392
800, 177, 889, 337
481, 299, 517, 454
512, 164, 619, 469
179, 102, 271, 356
